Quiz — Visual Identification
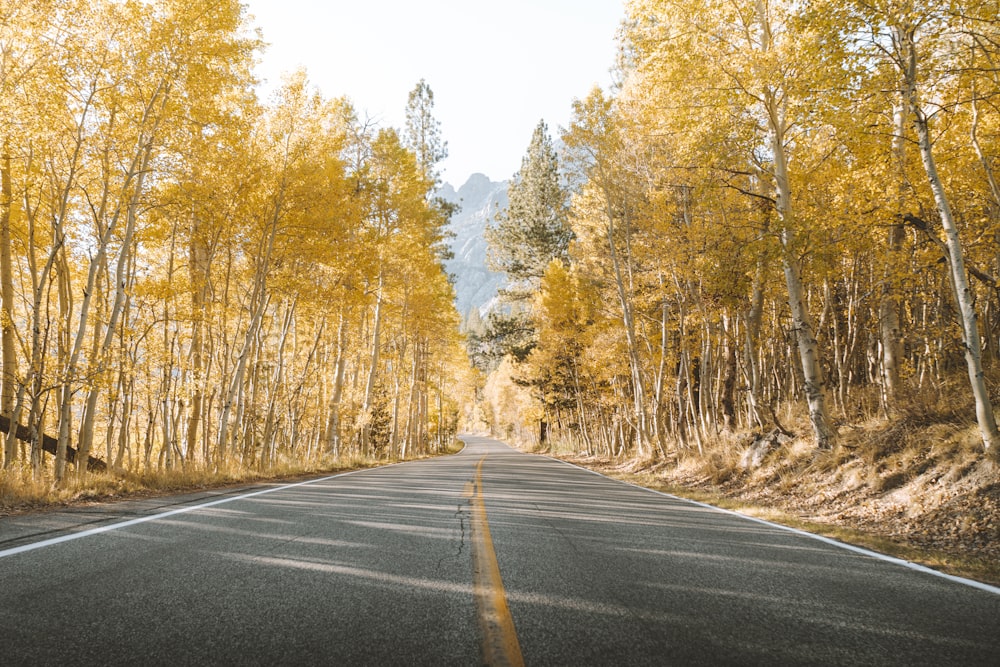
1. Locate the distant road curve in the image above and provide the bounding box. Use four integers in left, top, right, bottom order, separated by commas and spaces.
1, 434, 997, 665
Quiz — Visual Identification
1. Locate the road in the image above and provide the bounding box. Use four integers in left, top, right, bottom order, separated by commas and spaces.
1, 434, 998, 665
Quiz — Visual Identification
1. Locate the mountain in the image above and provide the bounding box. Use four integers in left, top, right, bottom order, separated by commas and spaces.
440, 173, 508, 319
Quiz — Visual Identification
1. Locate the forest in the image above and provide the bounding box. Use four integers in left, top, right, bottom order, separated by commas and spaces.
0, 0, 468, 490
4, 0, 1000, 515
479, 0, 1000, 472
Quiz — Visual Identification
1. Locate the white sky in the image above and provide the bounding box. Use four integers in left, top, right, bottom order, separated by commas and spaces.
241, 0, 624, 187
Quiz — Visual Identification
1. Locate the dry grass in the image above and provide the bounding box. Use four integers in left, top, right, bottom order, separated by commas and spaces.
0, 446, 460, 517
552, 408, 1000, 587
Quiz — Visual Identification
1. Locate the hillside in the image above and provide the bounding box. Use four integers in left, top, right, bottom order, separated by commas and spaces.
440, 174, 508, 318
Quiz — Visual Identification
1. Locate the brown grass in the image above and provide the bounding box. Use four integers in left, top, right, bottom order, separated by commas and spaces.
0, 446, 461, 517
550, 410, 1000, 587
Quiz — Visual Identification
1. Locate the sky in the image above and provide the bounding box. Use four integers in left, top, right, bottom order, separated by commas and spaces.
241, 0, 625, 187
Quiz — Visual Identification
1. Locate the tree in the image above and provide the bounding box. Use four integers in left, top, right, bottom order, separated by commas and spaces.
404, 79, 448, 182
487, 120, 572, 301
482, 120, 574, 446
563, 90, 660, 457
70, 0, 257, 477
525, 260, 599, 449
622, 0, 839, 448
888, 4, 1000, 456
0, 0, 58, 468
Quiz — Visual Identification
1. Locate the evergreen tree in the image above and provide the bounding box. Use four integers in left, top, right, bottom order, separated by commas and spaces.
404, 79, 448, 182
486, 120, 572, 302
483, 121, 573, 444
403, 79, 455, 262
481, 120, 573, 367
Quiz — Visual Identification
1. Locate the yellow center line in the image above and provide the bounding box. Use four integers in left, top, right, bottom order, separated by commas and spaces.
469, 454, 525, 667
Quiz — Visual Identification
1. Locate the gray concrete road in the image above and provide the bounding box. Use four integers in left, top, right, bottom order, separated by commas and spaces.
1, 434, 997, 665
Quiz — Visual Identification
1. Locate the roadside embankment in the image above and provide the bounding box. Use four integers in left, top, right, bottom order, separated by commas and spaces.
0, 441, 465, 517
542, 419, 1000, 586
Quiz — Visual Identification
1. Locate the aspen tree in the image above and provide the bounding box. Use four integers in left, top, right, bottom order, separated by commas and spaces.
49, 0, 136, 480
565, 90, 656, 456
895, 11, 1000, 456
354, 126, 450, 454
527, 260, 598, 447
218, 71, 324, 463
0, 2, 463, 479
1, 148, 15, 468
71, 0, 255, 476
623, 0, 838, 447
0, 0, 60, 468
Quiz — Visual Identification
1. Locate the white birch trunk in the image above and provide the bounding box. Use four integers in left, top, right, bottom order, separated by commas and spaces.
361, 272, 384, 457
325, 308, 349, 457
898, 26, 1000, 455
879, 99, 907, 408
758, 2, 835, 448
1, 151, 16, 467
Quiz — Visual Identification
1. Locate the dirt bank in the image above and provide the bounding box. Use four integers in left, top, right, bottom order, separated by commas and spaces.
548, 419, 1000, 586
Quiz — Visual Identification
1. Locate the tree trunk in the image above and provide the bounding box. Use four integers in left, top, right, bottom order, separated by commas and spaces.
187, 217, 211, 465
600, 181, 652, 457
899, 25, 1000, 456
743, 259, 766, 429
652, 291, 669, 454
721, 314, 738, 431
880, 99, 907, 409
54, 250, 72, 480
781, 250, 834, 448
325, 308, 349, 457
361, 272, 384, 457
1, 150, 17, 467
76, 158, 150, 477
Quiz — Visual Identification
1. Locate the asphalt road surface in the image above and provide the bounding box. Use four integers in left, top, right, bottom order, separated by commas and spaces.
1, 434, 998, 665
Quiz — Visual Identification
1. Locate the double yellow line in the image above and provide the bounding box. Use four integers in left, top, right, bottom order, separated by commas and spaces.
465, 454, 525, 667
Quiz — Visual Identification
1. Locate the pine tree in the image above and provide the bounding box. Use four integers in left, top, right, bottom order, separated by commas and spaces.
404, 79, 447, 183
482, 121, 573, 446
403, 79, 456, 262
486, 120, 572, 302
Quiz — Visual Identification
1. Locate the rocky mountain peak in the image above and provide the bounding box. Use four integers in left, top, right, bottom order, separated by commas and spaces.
441, 174, 509, 320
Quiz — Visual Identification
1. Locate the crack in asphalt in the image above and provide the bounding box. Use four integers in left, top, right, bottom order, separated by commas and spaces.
439, 499, 468, 572
533, 501, 584, 556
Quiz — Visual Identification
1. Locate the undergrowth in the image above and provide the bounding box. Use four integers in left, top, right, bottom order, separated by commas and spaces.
548, 401, 1000, 586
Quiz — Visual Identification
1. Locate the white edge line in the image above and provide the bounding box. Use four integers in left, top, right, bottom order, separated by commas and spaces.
538, 453, 1000, 597
0, 464, 396, 560
3, 444, 471, 560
